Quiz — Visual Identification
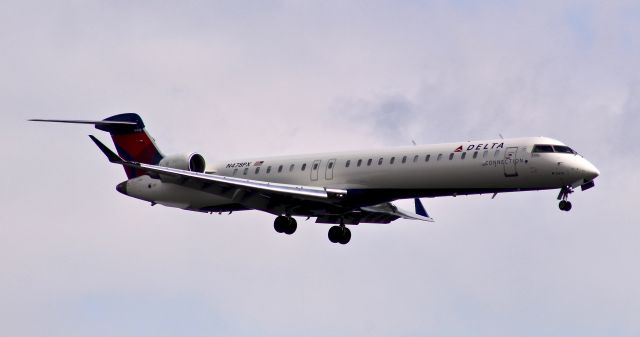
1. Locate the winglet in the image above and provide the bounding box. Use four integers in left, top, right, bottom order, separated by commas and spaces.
414, 198, 429, 218
89, 135, 123, 163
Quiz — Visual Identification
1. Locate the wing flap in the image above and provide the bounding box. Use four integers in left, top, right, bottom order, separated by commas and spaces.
362, 202, 434, 222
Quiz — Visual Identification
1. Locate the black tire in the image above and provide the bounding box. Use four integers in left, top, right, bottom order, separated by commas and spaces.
328, 226, 341, 243
274, 216, 288, 233
564, 201, 572, 212
339, 227, 351, 245
559, 200, 567, 211
284, 217, 297, 235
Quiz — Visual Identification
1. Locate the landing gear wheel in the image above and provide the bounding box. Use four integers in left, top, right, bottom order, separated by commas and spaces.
274, 216, 288, 233
328, 226, 342, 243
338, 227, 351, 245
557, 186, 574, 212
328, 226, 351, 244
283, 217, 297, 235
558, 200, 573, 211
559, 200, 567, 211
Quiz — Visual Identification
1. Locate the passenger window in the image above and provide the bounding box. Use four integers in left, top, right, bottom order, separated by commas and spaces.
328, 162, 334, 169
357, 159, 362, 167
461, 152, 466, 159
483, 150, 488, 158
367, 158, 372, 166
278, 165, 283, 173
255, 167, 260, 174
233, 168, 238, 176
289, 164, 295, 172
378, 158, 383, 165
390, 157, 395, 164
266, 166, 271, 174
313, 163, 318, 170
413, 155, 418, 163
494, 150, 500, 158
437, 154, 443, 161
473, 151, 478, 159
402, 156, 407, 164
346, 160, 351, 168
301, 163, 307, 171
449, 153, 454, 160
243, 167, 248, 175
425, 154, 430, 162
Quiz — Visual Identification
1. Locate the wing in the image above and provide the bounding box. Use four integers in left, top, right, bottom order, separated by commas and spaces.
90, 135, 348, 215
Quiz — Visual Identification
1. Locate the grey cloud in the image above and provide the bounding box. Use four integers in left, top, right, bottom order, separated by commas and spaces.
615, 83, 640, 153
2, 1, 640, 337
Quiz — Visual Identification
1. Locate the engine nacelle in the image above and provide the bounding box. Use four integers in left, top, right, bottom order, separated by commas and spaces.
158, 152, 206, 173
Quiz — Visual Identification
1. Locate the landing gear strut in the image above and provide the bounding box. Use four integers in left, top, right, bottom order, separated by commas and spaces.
557, 186, 573, 212
328, 219, 351, 245
274, 216, 297, 235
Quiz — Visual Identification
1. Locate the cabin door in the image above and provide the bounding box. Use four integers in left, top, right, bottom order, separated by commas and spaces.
325, 159, 336, 180
503, 147, 519, 177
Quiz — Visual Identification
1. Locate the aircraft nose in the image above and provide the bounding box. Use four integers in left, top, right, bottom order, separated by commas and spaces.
581, 159, 600, 181
116, 181, 128, 195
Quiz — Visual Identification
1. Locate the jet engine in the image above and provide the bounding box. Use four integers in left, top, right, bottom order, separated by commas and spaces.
159, 152, 206, 173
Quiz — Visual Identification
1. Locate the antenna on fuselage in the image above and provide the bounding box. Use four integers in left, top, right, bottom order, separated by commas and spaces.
499, 133, 504, 139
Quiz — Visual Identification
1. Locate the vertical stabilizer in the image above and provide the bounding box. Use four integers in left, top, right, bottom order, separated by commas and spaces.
95, 113, 164, 178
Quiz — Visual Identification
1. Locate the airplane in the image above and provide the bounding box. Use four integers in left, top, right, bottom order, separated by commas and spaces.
30, 113, 600, 244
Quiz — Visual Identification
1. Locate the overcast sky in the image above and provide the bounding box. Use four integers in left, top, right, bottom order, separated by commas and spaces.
2, 1, 639, 336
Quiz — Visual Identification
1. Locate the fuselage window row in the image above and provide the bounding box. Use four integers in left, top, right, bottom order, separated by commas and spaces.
235, 148, 509, 177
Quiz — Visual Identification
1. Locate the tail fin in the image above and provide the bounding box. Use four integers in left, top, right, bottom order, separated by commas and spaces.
30, 113, 163, 178
96, 113, 163, 178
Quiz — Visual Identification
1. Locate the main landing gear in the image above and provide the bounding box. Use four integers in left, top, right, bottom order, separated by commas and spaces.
328, 223, 351, 245
272, 215, 352, 244
274, 215, 297, 235
557, 186, 573, 212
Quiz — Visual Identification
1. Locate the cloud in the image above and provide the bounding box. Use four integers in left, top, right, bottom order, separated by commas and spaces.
2, 1, 639, 337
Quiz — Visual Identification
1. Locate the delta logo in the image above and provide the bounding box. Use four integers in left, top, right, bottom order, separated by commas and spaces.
455, 142, 505, 152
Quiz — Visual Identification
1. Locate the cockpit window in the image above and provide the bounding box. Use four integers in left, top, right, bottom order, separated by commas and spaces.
532, 144, 554, 153
532, 144, 577, 154
553, 145, 577, 154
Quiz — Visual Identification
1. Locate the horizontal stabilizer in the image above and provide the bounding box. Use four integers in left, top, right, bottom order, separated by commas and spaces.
31, 113, 159, 179
89, 135, 124, 164
30, 113, 145, 134
29, 119, 137, 126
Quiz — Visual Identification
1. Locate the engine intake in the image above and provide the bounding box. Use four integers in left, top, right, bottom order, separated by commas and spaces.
159, 152, 206, 173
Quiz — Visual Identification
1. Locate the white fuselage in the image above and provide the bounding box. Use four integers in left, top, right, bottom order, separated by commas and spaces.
122, 137, 600, 212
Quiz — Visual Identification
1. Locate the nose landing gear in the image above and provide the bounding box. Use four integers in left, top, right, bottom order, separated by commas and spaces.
557, 186, 573, 212
274, 215, 297, 235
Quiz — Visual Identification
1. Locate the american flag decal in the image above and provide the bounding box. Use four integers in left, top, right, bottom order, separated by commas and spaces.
254, 161, 264, 166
